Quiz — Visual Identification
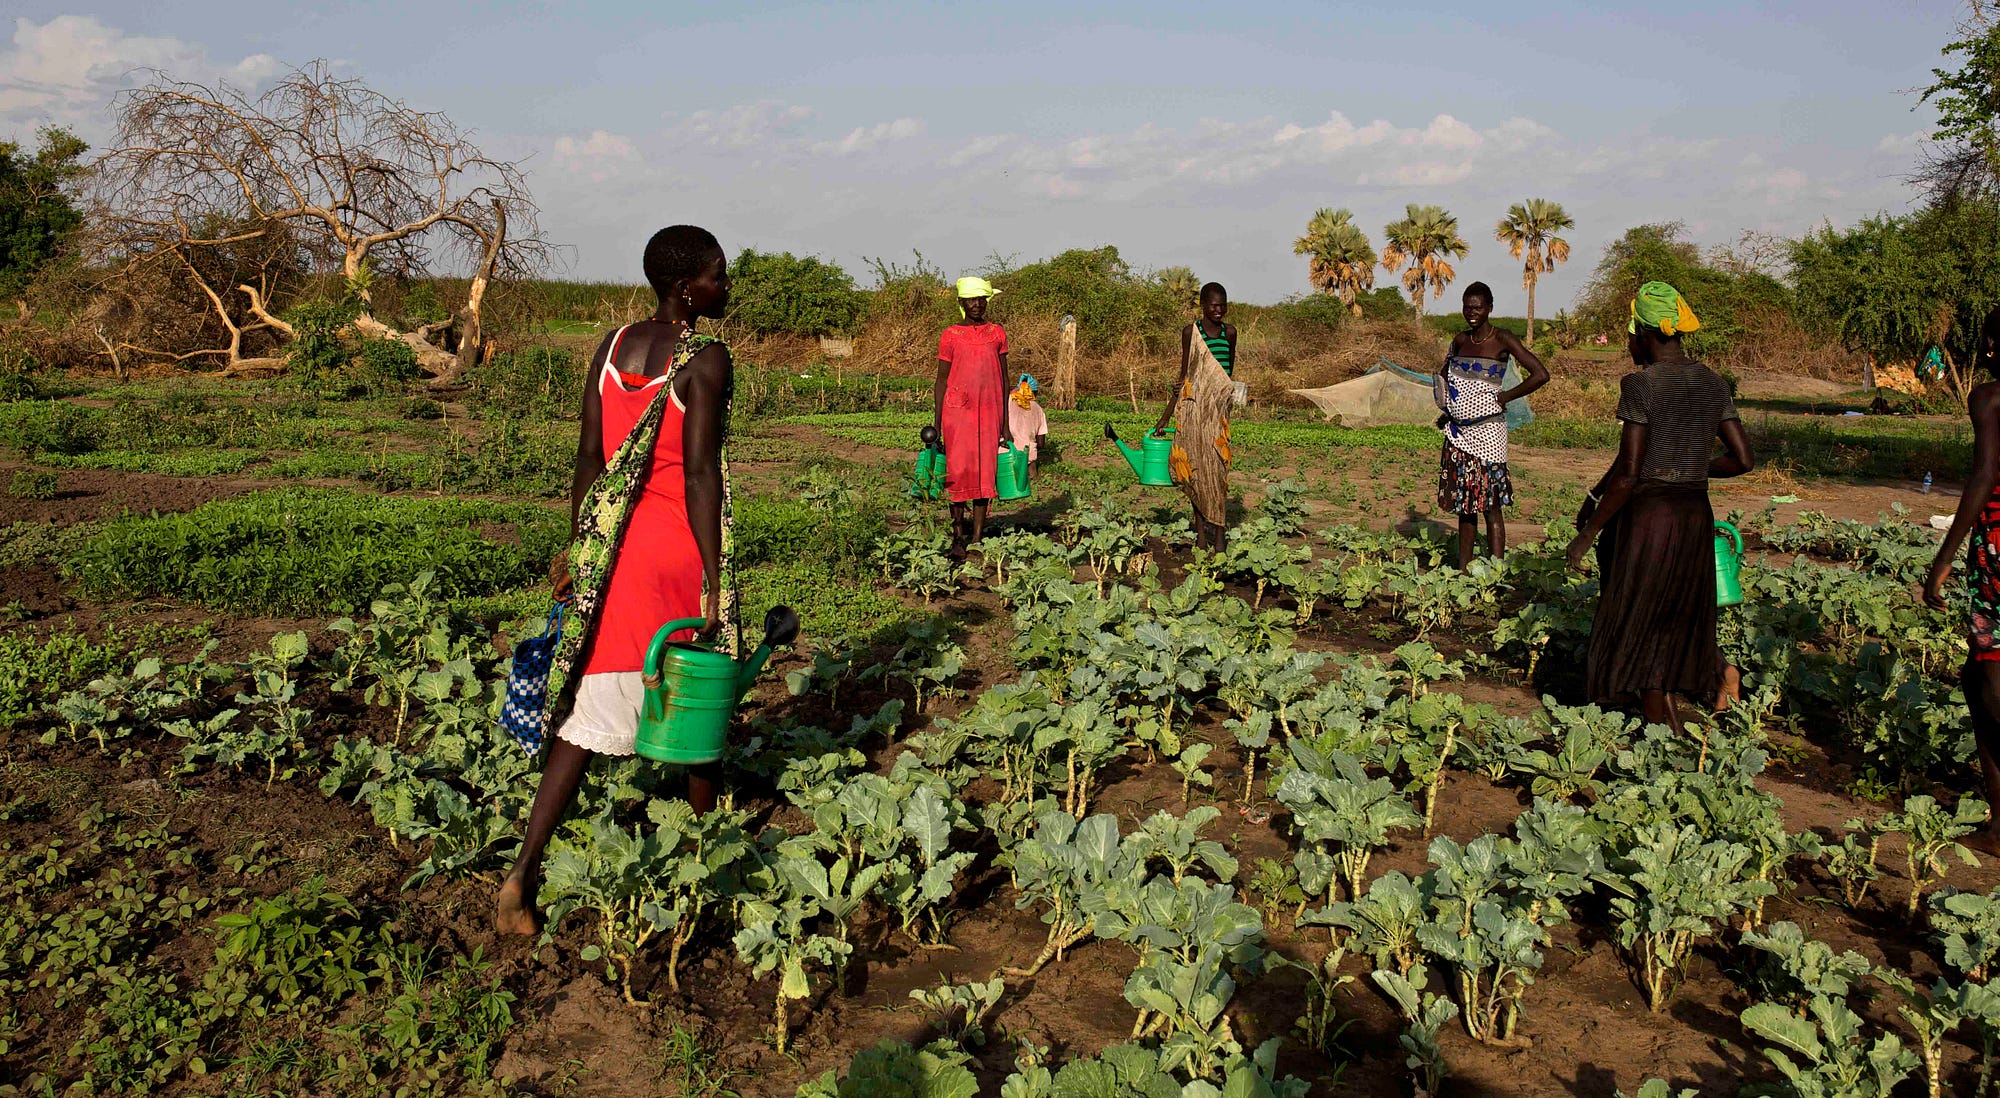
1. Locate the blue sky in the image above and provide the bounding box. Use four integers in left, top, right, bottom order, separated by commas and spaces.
0, 2, 1964, 308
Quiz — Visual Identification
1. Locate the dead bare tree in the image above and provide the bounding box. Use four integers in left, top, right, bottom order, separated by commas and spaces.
96, 62, 548, 382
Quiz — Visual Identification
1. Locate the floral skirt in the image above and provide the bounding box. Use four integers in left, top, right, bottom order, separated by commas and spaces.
1968, 499, 2000, 661
1437, 442, 1513, 515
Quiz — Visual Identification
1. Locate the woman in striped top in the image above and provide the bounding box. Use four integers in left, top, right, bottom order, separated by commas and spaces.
1436, 282, 1547, 569
1152, 282, 1237, 549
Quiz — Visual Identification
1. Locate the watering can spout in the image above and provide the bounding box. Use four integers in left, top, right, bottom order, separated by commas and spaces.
1104, 422, 1145, 477
735, 605, 801, 702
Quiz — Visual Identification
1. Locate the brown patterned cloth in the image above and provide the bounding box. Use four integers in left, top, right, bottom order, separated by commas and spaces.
1170, 329, 1233, 526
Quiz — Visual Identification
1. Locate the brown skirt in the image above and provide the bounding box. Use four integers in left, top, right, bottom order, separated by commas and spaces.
1586, 480, 1724, 706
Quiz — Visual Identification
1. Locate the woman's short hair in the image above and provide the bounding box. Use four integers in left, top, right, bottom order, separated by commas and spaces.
643, 226, 722, 297
1463, 281, 1493, 304
1199, 282, 1227, 300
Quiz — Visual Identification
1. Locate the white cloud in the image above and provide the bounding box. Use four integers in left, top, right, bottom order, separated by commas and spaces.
817, 116, 924, 155
1273, 110, 1398, 152
944, 133, 1012, 167
552, 129, 640, 184
669, 100, 813, 150
0, 16, 281, 133
1414, 114, 1483, 151
1876, 129, 1928, 155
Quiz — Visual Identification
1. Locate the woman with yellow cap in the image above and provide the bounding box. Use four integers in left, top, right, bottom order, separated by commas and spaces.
934, 276, 1011, 558
1565, 281, 1754, 732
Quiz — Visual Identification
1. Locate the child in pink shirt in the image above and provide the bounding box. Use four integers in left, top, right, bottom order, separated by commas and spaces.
1008, 374, 1049, 469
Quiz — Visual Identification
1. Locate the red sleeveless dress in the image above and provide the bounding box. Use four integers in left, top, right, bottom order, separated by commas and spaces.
584, 325, 705, 675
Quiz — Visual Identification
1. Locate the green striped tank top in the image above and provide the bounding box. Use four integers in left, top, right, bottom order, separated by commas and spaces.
1197, 319, 1232, 375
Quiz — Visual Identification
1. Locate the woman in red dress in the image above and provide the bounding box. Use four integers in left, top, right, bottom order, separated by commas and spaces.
933, 276, 1012, 559
497, 225, 735, 935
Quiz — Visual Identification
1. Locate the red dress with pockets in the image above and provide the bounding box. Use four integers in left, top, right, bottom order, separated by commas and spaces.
936, 322, 1008, 503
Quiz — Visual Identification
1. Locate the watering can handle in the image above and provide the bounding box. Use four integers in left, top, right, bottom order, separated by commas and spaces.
1715, 521, 1743, 556
642, 617, 713, 684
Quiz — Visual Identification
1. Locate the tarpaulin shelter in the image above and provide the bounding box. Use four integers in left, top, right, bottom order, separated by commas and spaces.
1289, 358, 1533, 430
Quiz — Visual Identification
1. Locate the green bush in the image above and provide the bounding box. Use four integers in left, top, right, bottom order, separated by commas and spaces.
404, 397, 444, 421
9, 469, 57, 499
1357, 287, 1416, 320
0, 400, 103, 456
1257, 293, 1350, 333
729, 249, 865, 337
64, 487, 566, 615
0, 343, 40, 400
1576, 222, 1791, 357
284, 298, 363, 391
281, 300, 418, 396
462, 416, 572, 497
468, 345, 585, 421
357, 338, 421, 387
990, 246, 1184, 353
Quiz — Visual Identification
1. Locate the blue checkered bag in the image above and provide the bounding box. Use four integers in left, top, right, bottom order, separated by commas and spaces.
500, 601, 566, 756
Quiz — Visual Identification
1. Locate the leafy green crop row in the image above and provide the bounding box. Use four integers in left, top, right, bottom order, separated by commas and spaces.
63, 488, 567, 615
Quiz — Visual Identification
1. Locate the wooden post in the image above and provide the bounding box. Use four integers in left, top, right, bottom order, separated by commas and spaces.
1053, 313, 1078, 411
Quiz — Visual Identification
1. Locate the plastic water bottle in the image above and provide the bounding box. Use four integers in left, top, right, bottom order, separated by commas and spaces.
1923, 471, 1933, 494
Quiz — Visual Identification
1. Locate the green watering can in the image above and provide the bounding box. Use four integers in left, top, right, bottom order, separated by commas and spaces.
995, 442, 1031, 501
1714, 521, 1744, 608
910, 426, 945, 500
635, 605, 800, 765
1105, 423, 1176, 486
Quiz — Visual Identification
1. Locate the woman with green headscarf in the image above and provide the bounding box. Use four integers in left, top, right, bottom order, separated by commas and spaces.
1566, 282, 1755, 732
934, 276, 1012, 558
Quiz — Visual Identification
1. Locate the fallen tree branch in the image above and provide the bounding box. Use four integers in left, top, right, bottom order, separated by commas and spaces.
351, 312, 456, 375
237, 284, 295, 339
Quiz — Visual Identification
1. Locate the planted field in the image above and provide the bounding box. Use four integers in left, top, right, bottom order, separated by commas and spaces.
2, 368, 1996, 1098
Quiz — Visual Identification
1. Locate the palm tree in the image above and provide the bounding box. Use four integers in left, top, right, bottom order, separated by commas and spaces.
1380, 205, 1467, 316
1495, 199, 1575, 343
1156, 266, 1201, 316
1292, 208, 1377, 314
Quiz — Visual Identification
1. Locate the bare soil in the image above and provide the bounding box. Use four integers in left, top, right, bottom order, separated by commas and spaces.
1, 404, 1985, 1097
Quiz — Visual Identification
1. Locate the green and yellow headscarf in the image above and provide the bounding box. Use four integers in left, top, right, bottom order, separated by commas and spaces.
1629, 281, 1700, 337
955, 276, 998, 319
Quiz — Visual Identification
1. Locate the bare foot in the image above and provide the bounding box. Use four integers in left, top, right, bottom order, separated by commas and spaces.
495, 874, 540, 936
1714, 664, 1742, 713
1965, 827, 2000, 861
